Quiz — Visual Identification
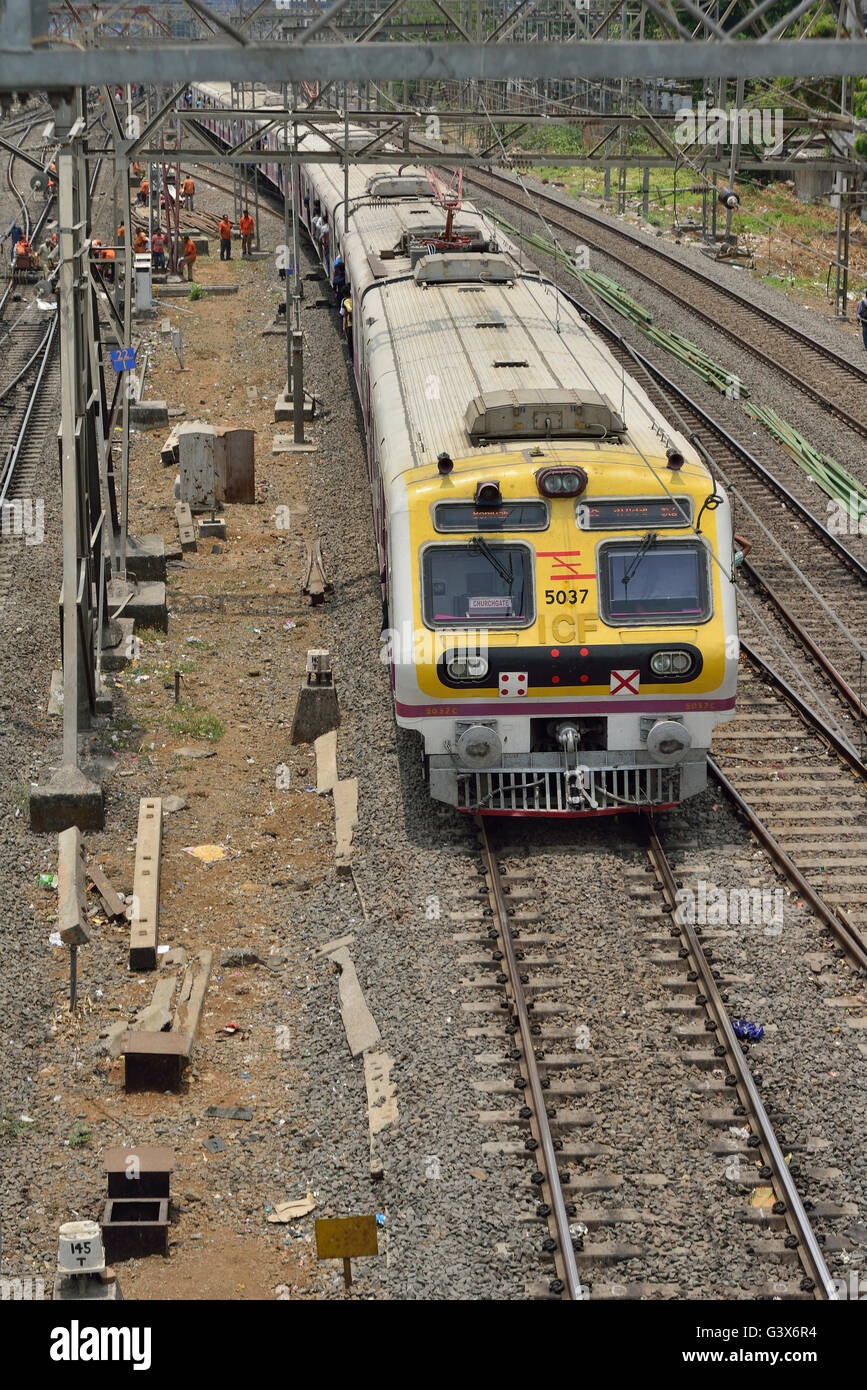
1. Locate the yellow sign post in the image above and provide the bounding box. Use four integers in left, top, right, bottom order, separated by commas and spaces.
315, 1215, 378, 1290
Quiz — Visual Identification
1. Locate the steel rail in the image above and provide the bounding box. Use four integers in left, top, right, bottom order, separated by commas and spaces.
739, 637, 867, 783
708, 754, 867, 974
0, 313, 57, 509
742, 560, 867, 725
0, 320, 53, 406
644, 815, 839, 1300
476, 815, 583, 1300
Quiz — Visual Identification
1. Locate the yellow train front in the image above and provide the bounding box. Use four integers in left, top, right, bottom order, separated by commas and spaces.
389, 433, 738, 816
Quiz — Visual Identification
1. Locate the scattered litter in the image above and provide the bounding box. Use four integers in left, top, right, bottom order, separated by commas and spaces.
216, 1023, 241, 1037
283, 619, 296, 630
207, 1105, 253, 1120
38, 873, 58, 890
49, 932, 62, 946
267, 1193, 316, 1223
732, 1020, 764, 1042
157, 944, 170, 955
203, 1136, 226, 1154
183, 844, 240, 864
375, 1213, 386, 1227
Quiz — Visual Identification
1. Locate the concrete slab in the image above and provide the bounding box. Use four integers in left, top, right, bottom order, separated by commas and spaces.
364, 1049, 397, 1136
129, 797, 162, 971
101, 617, 136, 672
30, 766, 104, 834
58, 826, 89, 946
334, 778, 358, 865
314, 933, 354, 959
198, 517, 227, 540
215, 426, 255, 504
108, 577, 168, 633
329, 946, 381, 1058
273, 388, 316, 423
315, 729, 338, 793
87, 863, 126, 919
271, 436, 318, 454
48, 669, 63, 716
173, 502, 197, 553
129, 400, 169, 429
124, 534, 167, 582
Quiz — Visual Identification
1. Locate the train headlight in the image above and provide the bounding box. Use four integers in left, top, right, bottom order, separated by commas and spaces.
650, 650, 693, 677
446, 654, 489, 681
535, 467, 587, 499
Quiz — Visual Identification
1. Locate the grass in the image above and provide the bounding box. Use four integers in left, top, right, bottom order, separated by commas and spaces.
161, 701, 224, 742
136, 627, 165, 646
188, 283, 205, 302
2, 1110, 35, 1139
67, 1120, 91, 1149
9, 780, 30, 813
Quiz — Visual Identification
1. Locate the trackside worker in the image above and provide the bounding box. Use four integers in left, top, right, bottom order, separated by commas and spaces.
218, 214, 232, 261
117, 222, 125, 244
137, 177, 149, 206
100, 245, 116, 283
151, 228, 166, 272
181, 175, 195, 211
133, 229, 147, 253
857, 290, 867, 354
183, 235, 197, 282
239, 209, 254, 257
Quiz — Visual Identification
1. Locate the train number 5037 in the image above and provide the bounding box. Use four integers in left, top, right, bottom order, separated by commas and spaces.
545, 589, 588, 605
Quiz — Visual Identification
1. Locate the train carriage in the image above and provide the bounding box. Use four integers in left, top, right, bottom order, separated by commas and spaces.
188, 84, 739, 815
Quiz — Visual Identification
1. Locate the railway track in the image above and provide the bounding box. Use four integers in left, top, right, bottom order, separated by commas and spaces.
565, 294, 867, 760
0, 317, 58, 602
454, 161, 867, 442
470, 813, 851, 1299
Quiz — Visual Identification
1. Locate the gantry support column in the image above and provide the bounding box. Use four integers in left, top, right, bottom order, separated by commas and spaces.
30, 88, 105, 832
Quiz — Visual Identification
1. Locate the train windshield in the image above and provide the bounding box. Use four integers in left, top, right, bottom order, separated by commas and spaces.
423, 542, 534, 626
600, 540, 710, 624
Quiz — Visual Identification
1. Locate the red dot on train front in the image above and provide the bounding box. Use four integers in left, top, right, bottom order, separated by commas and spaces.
551, 675, 560, 684
580, 647, 589, 657
551, 648, 559, 658
580, 674, 589, 683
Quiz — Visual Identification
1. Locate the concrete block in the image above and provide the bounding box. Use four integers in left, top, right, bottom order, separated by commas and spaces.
107, 576, 168, 633
173, 502, 197, 553
334, 778, 358, 866
160, 431, 179, 466
177, 421, 217, 511
274, 389, 316, 423
215, 426, 255, 504
101, 617, 135, 672
124, 534, 167, 582
48, 669, 63, 716
58, 826, 89, 947
129, 798, 162, 971
315, 729, 338, 793
271, 435, 317, 453
290, 680, 340, 744
129, 400, 169, 429
198, 517, 227, 540
30, 765, 104, 834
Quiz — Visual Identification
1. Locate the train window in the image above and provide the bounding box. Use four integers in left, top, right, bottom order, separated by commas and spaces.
422, 543, 534, 628
599, 540, 710, 625
577, 498, 692, 530
434, 501, 548, 532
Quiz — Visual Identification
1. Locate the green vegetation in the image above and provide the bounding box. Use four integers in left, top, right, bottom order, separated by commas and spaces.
136, 627, 164, 646
68, 1121, 92, 1149
161, 701, 224, 742
2, 1110, 35, 1139
188, 283, 205, 302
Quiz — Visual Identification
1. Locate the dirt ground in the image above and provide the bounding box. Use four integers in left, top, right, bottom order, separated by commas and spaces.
35, 187, 339, 1300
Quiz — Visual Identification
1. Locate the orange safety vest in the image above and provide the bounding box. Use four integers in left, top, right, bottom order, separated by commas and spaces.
134, 234, 147, 251
218, 219, 231, 240
182, 178, 194, 194
101, 248, 115, 260
240, 215, 254, 235
184, 240, 197, 261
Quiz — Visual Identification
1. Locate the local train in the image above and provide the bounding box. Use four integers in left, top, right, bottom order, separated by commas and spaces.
190, 83, 739, 816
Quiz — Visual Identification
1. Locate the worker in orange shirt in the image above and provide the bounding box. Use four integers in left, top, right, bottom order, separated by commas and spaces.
182, 235, 197, 282
100, 244, 116, 283
117, 222, 125, 244
239, 209, 254, 257
137, 177, 149, 206
218, 213, 232, 261
133, 228, 148, 253
181, 175, 195, 211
